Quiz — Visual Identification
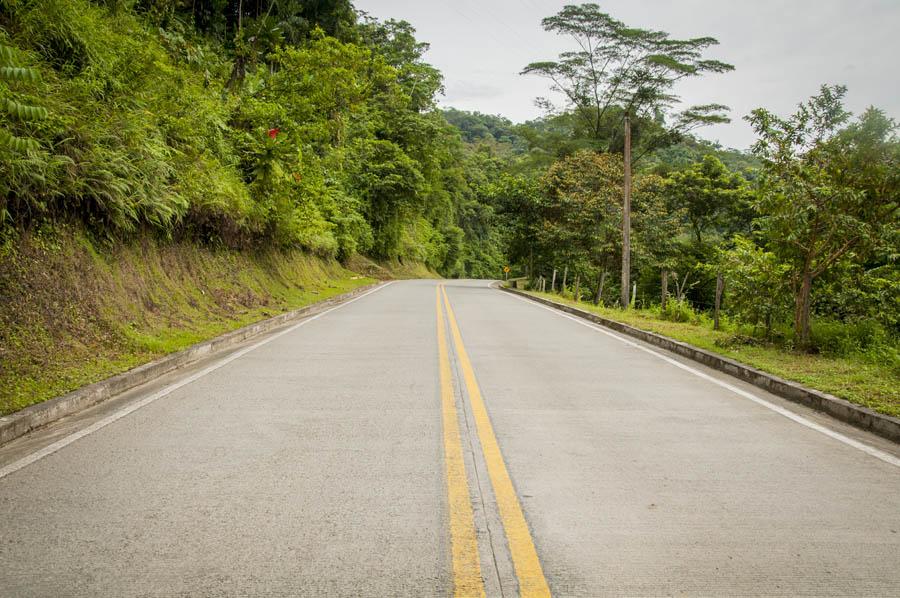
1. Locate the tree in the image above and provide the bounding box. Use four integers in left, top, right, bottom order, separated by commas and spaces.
747, 85, 900, 346
358, 17, 443, 112
711, 237, 792, 338
485, 174, 543, 276
521, 4, 733, 149
347, 138, 424, 258
522, 3, 733, 308
665, 154, 753, 249
632, 172, 684, 290
540, 151, 624, 284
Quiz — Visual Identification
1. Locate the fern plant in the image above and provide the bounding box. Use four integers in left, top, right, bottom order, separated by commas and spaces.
0, 42, 47, 152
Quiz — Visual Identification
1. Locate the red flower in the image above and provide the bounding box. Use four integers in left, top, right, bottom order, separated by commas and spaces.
267, 128, 280, 140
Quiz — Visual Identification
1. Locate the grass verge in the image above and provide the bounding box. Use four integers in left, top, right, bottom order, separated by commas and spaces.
0, 225, 376, 416
525, 291, 900, 419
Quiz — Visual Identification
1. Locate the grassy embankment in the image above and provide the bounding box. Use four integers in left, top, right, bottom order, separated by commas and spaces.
526, 290, 900, 418
0, 225, 439, 416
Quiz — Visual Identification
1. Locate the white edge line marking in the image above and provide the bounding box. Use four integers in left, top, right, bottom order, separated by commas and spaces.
0, 282, 394, 480
500, 290, 900, 468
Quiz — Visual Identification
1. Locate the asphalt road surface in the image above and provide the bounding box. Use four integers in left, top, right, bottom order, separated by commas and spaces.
1, 279, 899, 597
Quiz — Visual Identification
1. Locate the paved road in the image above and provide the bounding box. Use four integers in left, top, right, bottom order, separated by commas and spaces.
1, 279, 898, 597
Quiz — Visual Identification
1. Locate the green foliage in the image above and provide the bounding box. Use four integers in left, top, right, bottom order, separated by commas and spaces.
0, 0, 502, 276
747, 85, 899, 344
659, 298, 701, 324
359, 17, 443, 112
522, 3, 733, 152
809, 319, 896, 360
529, 290, 899, 417
0, 0, 896, 366
540, 151, 624, 273
664, 155, 753, 248
0, 39, 46, 154
710, 236, 792, 336
0, 223, 374, 416
632, 172, 682, 272
348, 138, 424, 258
442, 108, 522, 146
644, 134, 760, 176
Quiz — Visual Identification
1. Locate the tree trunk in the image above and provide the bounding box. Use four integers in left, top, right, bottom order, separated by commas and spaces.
794, 272, 813, 347
621, 115, 632, 309
714, 273, 724, 331
562, 266, 568, 294
551, 269, 557, 293
574, 275, 580, 302
528, 246, 534, 280
661, 270, 668, 310
594, 270, 606, 305
675, 272, 690, 302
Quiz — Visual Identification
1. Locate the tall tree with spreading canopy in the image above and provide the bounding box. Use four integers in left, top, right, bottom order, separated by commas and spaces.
522, 3, 733, 307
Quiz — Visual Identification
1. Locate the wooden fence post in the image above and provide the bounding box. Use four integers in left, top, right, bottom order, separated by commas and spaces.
594, 270, 606, 306
661, 270, 668, 310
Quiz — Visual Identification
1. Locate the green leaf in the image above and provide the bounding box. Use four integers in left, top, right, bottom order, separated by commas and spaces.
4, 99, 48, 120
0, 66, 41, 82
0, 129, 39, 152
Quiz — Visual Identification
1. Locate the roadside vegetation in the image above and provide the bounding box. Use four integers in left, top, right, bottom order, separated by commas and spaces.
479, 5, 898, 416
527, 290, 899, 418
0, 224, 376, 415
0, 0, 503, 275
0, 1, 896, 416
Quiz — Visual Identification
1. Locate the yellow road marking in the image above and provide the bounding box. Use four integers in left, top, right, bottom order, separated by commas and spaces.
436, 286, 486, 598
441, 285, 552, 598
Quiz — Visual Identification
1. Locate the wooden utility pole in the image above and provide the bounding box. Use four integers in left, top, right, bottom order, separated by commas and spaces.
621, 115, 632, 309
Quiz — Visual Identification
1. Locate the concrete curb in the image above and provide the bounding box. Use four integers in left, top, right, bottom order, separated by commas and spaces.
0, 282, 385, 447
499, 285, 900, 444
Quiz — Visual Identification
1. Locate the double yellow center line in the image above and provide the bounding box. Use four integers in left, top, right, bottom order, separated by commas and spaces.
436, 285, 485, 596
437, 285, 551, 598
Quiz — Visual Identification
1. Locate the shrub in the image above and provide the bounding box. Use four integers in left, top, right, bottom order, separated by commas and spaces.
660, 298, 700, 323
810, 319, 896, 358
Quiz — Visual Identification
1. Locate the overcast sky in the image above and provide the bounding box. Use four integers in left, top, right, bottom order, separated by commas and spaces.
353, 0, 900, 150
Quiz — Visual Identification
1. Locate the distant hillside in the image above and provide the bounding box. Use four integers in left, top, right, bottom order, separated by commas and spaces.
442, 107, 524, 147
643, 136, 761, 177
